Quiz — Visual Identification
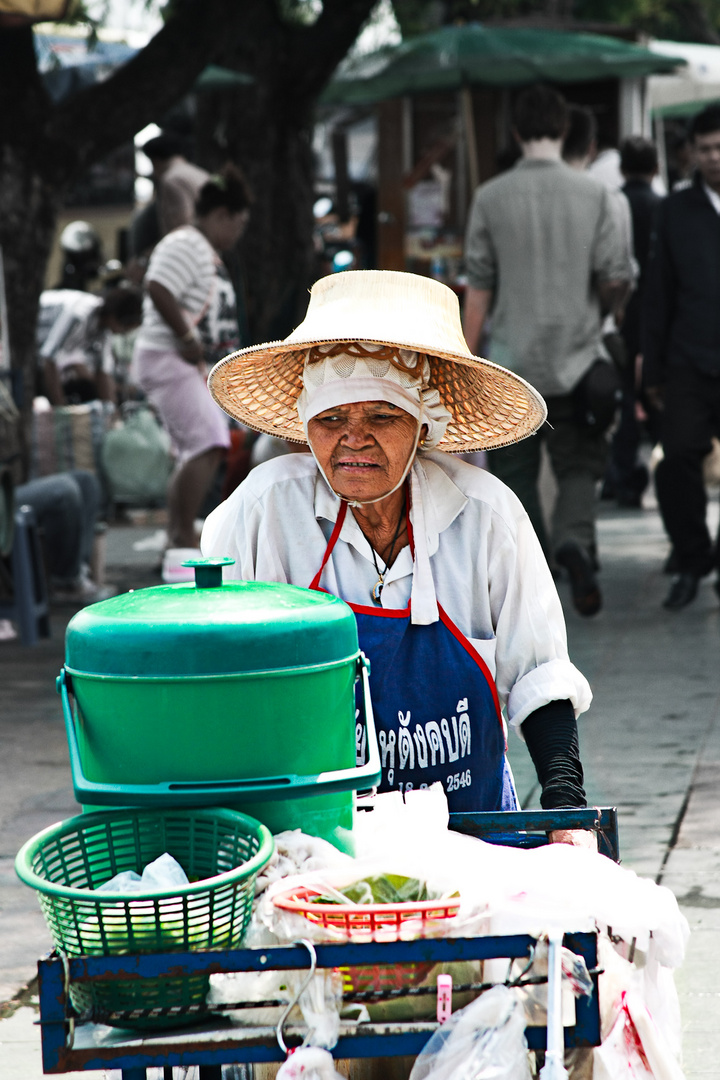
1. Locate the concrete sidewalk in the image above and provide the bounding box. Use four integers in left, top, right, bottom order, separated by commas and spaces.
1, 499, 719, 1077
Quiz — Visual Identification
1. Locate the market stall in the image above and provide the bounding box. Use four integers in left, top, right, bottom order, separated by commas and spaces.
321, 24, 685, 283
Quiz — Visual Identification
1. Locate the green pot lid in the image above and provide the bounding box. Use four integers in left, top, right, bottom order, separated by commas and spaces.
65, 561, 358, 677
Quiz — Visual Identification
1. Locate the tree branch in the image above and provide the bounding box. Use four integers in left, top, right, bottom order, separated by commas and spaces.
285, 0, 377, 98
50, 0, 267, 176
0, 26, 53, 149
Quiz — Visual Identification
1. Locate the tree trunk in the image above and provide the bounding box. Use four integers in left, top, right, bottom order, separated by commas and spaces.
0, 1, 255, 467
197, 84, 316, 343
0, 0, 375, 465
0, 26, 64, 470
195, 0, 377, 344
0, 152, 60, 460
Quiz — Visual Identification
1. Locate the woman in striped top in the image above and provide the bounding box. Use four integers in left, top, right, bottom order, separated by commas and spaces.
133, 164, 251, 549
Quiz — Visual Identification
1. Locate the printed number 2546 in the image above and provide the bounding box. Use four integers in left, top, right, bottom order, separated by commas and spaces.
446, 770, 471, 792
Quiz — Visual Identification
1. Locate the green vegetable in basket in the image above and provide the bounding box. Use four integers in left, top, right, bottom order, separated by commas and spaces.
78, 901, 222, 954
318, 874, 441, 905
78, 903, 181, 953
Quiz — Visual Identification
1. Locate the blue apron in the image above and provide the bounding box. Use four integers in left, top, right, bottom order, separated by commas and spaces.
309, 499, 517, 813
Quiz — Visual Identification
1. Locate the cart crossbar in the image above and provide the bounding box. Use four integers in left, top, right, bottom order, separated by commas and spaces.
37, 932, 600, 1073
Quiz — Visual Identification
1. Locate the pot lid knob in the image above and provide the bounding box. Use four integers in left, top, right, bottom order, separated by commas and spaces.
181, 556, 235, 589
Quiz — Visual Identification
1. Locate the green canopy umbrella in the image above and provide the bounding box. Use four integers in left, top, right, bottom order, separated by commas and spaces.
322, 24, 686, 105
652, 96, 720, 118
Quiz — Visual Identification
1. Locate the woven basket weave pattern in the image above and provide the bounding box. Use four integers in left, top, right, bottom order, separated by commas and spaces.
210, 342, 545, 453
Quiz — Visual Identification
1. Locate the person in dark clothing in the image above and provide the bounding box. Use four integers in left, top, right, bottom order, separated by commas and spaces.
605, 137, 662, 507
643, 106, 720, 610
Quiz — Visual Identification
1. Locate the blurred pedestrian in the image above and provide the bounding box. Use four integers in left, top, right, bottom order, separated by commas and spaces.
16, 470, 104, 602
1, 383, 105, 604
563, 106, 637, 311
132, 164, 251, 549
587, 130, 623, 191
463, 85, 631, 616
643, 105, 720, 610
38, 286, 143, 406
126, 134, 212, 284
604, 136, 662, 508
142, 133, 211, 238
55, 220, 102, 291
562, 104, 598, 170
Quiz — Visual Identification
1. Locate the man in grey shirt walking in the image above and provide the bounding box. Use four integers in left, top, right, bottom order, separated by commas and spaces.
463, 85, 631, 616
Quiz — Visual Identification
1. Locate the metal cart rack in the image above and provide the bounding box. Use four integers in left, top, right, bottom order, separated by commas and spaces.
34, 808, 619, 1079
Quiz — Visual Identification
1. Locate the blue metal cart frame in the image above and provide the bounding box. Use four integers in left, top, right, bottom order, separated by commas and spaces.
34, 807, 618, 1079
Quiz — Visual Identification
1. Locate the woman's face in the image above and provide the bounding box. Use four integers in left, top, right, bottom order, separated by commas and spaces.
205, 207, 250, 251
307, 400, 420, 502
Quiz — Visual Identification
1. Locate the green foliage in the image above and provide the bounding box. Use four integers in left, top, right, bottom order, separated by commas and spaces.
44, 0, 164, 44
277, 0, 324, 25
573, 0, 720, 41
392, 0, 720, 43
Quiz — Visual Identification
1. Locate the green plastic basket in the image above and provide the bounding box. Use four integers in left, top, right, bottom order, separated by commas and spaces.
15, 807, 274, 1028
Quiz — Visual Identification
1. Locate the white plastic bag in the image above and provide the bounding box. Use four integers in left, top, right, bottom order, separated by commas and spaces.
409, 985, 532, 1080
207, 968, 294, 1026
593, 991, 687, 1080
276, 1047, 344, 1080
254, 830, 354, 898
96, 852, 189, 893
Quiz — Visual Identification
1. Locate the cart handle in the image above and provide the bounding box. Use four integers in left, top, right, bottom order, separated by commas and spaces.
449, 808, 620, 862
58, 655, 381, 807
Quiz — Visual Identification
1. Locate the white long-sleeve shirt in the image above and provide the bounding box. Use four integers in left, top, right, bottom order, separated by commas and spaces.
201, 450, 592, 732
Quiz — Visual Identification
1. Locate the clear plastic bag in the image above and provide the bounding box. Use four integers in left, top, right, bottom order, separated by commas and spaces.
409, 985, 532, 1080
511, 938, 592, 1030
96, 852, 189, 893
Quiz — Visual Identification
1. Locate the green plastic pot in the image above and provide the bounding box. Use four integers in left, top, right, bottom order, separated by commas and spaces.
61, 559, 381, 852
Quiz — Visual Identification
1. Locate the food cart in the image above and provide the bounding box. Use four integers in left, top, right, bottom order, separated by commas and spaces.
14, 559, 630, 1078
26, 808, 618, 1080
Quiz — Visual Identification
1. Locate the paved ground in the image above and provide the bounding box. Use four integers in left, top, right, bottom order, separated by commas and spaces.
1, 495, 719, 1078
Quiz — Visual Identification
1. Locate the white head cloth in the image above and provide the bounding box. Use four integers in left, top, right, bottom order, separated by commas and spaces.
297, 344, 449, 624
296, 344, 452, 448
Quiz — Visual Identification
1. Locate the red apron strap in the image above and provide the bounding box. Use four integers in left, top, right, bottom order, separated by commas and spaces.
405, 490, 415, 559
309, 500, 348, 591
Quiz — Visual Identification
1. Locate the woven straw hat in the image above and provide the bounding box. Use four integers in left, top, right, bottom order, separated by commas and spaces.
208, 270, 546, 452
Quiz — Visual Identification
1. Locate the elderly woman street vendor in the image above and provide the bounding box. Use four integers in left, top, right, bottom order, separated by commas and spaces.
202, 271, 593, 844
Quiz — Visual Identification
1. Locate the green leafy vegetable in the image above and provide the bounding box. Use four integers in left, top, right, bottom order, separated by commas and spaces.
313, 874, 439, 905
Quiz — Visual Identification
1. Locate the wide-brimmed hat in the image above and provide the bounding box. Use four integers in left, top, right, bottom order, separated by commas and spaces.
208, 270, 546, 453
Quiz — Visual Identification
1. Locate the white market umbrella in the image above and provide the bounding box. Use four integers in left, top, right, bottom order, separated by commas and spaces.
648, 39, 720, 115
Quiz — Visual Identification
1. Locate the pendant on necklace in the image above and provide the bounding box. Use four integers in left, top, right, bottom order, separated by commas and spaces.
372, 576, 384, 603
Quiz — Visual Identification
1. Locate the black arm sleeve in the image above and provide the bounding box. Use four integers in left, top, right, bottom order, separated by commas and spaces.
521, 699, 587, 810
